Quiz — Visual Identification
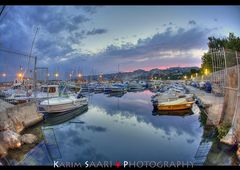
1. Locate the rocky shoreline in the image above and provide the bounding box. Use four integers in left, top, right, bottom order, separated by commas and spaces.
0, 100, 43, 161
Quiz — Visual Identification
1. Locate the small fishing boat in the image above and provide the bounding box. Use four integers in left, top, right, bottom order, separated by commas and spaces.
37, 93, 88, 114
104, 84, 112, 93
94, 84, 105, 93
35, 85, 60, 99
157, 98, 194, 111
110, 83, 127, 92
128, 81, 144, 91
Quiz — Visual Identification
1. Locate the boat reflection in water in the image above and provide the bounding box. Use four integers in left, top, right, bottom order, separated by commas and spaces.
152, 108, 193, 117
43, 105, 88, 126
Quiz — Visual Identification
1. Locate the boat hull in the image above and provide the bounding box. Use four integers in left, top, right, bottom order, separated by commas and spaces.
157, 102, 193, 111
38, 98, 88, 114
43, 105, 88, 126
152, 108, 193, 116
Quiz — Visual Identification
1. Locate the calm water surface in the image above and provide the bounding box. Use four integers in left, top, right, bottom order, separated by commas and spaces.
39, 90, 204, 164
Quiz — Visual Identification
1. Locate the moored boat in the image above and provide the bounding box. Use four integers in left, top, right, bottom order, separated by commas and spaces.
157, 98, 194, 111
37, 93, 88, 114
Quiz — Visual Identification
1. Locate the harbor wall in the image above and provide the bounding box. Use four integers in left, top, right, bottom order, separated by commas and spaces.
218, 66, 240, 141
0, 100, 43, 133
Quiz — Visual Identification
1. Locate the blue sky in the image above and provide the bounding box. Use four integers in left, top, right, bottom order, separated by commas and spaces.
0, 6, 240, 79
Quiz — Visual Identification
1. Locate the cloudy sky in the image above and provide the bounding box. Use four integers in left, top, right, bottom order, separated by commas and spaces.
0, 6, 240, 79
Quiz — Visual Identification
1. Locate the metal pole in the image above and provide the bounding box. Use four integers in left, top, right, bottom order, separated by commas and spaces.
27, 27, 39, 76
223, 47, 228, 89
210, 48, 214, 83
33, 56, 37, 100
236, 51, 239, 94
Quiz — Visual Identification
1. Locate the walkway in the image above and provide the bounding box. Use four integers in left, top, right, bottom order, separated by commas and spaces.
186, 85, 223, 126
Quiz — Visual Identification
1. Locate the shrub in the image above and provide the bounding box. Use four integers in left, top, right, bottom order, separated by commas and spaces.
217, 122, 231, 140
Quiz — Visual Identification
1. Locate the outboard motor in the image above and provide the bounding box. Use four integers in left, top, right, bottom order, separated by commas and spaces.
77, 93, 84, 99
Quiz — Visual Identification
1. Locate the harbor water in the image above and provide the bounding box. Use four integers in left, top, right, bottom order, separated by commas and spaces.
6, 90, 237, 165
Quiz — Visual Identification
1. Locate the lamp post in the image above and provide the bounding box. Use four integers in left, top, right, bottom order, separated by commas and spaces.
204, 68, 208, 76
55, 73, 59, 80
2, 73, 6, 83
17, 72, 24, 81
78, 73, 82, 83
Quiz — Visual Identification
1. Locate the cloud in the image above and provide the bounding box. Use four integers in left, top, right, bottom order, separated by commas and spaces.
0, 6, 218, 80
188, 20, 196, 25
56, 26, 210, 74
86, 28, 108, 35
82, 6, 98, 15
72, 14, 90, 24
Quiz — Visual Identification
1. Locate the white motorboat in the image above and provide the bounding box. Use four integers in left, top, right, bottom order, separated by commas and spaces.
128, 81, 144, 90
35, 85, 59, 99
37, 93, 88, 114
110, 83, 127, 92
5, 90, 32, 104
138, 80, 147, 87
94, 84, 105, 93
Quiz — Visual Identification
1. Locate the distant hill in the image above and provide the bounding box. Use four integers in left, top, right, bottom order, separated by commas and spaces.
82, 66, 200, 81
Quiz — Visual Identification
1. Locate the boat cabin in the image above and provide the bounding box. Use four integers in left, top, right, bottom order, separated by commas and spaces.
40, 85, 59, 97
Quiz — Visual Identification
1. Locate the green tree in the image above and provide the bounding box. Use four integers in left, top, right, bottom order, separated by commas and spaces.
201, 33, 240, 73
225, 33, 240, 51
201, 53, 212, 73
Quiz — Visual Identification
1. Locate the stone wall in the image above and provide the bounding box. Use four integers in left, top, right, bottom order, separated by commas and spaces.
218, 66, 240, 141
235, 96, 240, 141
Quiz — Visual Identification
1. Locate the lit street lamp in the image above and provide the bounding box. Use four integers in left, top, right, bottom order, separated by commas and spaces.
204, 69, 208, 75
17, 73, 24, 80
55, 73, 59, 79
2, 73, 6, 77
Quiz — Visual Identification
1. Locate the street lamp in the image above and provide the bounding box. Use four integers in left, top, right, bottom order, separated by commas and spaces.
78, 73, 82, 78
17, 73, 24, 80
184, 75, 187, 80
2, 73, 6, 77
204, 69, 208, 75
55, 73, 59, 78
